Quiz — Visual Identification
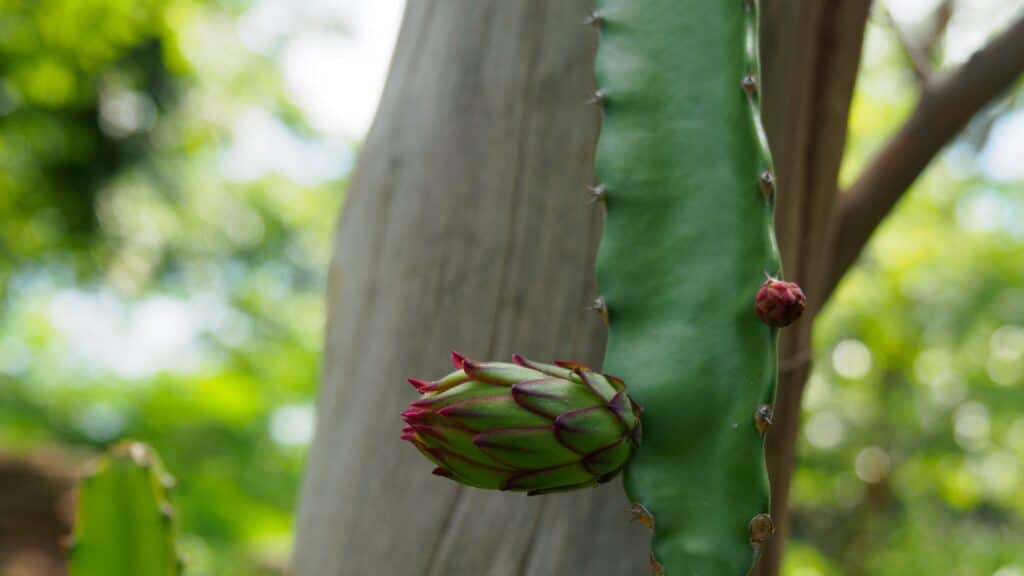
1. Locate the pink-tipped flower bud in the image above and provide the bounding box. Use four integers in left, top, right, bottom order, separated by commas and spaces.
402, 353, 641, 495
755, 279, 806, 327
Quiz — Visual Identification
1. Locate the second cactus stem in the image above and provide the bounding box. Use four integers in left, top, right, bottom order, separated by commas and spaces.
591, 0, 801, 574
69, 441, 180, 576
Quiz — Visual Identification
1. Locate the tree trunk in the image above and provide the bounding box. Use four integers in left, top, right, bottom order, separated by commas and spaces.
0, 453, 74, 576
295, 1, 870, 575
293, 2, 649, 574
756, 1, 870, 574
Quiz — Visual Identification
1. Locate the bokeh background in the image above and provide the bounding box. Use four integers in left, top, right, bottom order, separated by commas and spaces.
0, 0, 1022, 574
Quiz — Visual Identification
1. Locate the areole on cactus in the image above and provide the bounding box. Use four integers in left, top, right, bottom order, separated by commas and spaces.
402, 352, 641, 495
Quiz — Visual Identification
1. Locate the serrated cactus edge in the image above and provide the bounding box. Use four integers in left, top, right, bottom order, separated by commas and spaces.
69, 441, 181, 576
591, 0, 800, 573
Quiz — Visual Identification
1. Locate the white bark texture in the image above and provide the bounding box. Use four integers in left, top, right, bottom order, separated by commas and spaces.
294, 2, 650, 574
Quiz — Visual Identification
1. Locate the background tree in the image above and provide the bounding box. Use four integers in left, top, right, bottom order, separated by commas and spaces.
294, 1, 1024, 575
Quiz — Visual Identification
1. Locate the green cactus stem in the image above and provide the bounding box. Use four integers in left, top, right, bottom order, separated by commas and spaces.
592, 0, 790, 573
69, 441, 180, 576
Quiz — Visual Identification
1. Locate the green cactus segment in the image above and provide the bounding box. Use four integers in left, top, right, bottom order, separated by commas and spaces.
69, 441, 180, 576
593, 0, 780, 574
403, 354, 642, 495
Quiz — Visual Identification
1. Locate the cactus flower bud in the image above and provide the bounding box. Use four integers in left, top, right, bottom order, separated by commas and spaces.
755, 278, 806, 327
402, 353, 642, 495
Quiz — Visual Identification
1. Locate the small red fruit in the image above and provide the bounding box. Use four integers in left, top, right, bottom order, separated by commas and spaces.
755, 279, 806, 327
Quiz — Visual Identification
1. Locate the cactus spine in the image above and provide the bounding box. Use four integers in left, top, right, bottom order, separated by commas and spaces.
592, 0, 784, 574
69, 441, 180, 576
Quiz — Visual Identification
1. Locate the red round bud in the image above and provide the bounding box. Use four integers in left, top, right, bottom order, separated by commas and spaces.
755, 279, 806, 327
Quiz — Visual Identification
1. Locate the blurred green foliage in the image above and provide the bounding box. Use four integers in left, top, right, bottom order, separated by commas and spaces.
0, 1, 1022, 575
0, 0, 341, 573
0, 0, 178, 286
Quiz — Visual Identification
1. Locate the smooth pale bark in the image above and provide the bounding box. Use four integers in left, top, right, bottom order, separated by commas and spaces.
293, 2, 649, 574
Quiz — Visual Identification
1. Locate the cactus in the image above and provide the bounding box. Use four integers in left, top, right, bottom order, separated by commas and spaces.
69, 441, 180, 576
591, 0, 788, 574
399, 1, 798, 572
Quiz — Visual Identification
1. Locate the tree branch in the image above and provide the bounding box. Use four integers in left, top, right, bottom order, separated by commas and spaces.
883, 5, 933, 84
825, 13, 1024, 299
